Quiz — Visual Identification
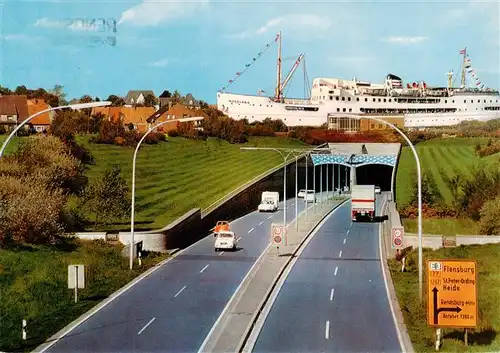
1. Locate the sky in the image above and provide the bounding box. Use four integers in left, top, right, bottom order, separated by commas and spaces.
0, 0, 499, 104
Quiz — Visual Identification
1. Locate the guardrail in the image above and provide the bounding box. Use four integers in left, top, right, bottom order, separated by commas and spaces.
201, 143, 328, 217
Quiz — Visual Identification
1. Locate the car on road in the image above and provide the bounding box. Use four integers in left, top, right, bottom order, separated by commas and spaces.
214, 231, 237, 251
214, 220, 230, 233
298, 189, 306, 198
258, 200, 277, 212
375, 186, 381, 194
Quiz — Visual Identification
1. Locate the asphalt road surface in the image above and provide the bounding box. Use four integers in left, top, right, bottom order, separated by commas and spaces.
43, 196, 316, 353
252, 196, 402, 353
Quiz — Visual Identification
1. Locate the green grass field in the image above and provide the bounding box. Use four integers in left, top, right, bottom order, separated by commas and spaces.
403, 218, 480, 235
0, 135, 307, 230
0, 240, 168, 352
389, 243, 500, 352
395, 137, 500, 207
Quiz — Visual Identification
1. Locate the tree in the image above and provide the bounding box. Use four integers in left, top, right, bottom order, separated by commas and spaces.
80, 95, 93, 103
106, 94, 121, 105
160, 90, 172, 98
144, 94, 158, 107
81, 165, 131, 229
199, 100, 209, 109
49, 84, 67, 105
410, 172, 438, 207
478, 196, 500, 235
15, 85, 29, 96
172, 90, 182, 104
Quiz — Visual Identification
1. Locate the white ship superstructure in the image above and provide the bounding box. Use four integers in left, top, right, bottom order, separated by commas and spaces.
217, 33, 500, 129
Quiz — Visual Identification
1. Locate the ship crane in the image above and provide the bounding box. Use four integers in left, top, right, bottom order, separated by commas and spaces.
279, 53, 305, 97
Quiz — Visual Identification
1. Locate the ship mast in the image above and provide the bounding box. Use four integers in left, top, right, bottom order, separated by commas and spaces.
275, 31, 282, 101
460, 47, 467, 88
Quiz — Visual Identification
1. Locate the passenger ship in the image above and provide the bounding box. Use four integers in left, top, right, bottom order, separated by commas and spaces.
216, 32, 500, 129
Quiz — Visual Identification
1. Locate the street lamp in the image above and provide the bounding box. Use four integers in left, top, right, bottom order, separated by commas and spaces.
0, 101, 112, 158
129, 116, 204, 270
337, 114, 423, 301
240, 148, 312, 235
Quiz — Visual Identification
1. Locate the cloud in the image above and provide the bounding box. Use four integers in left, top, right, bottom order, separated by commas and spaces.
227, 14, 332, 39
148, 58, 169, 67
118, 0, 209, 26
34, 17, 64, 29
383, 36, 428, 44
1, 34, 30, 41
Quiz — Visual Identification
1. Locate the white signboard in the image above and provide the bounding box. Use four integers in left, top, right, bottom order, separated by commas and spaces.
271, 223, 284, 245
391, 227, 404, 249
68, 264, 85, 289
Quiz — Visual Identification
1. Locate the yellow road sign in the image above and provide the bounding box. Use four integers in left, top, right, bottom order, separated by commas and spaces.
426, 259, 478, 328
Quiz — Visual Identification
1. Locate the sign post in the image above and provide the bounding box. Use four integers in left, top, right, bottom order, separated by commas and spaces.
68, 264, 85, 303
391, 227, 404, 249
426, 259, 478, 349
271, 223, 285, 255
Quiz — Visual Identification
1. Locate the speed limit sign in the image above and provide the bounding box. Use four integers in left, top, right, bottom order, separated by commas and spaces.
392, 227, 404, 249
271, 223, 284, 245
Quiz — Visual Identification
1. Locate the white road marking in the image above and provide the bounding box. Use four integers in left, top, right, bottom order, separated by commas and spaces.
200, 264, 210, 273
330, 288, 334, 301
248, 228, 254, 233
343, 238, 346, 244
259, 221, 264, 226
325, 321, 330, 339
378, 199, 406, 352
137, 317, 155, 335
218, 251, 224, 256
334, 266, 338, 276
339, 250, 343, 258
346, 229, 350, 236
268, 215, 273, 219
174, 286, 186, 298
237, 237, 242, 241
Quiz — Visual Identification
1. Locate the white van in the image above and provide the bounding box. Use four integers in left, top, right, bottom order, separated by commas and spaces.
305, 190, 316, 203
214, 231, 237, 252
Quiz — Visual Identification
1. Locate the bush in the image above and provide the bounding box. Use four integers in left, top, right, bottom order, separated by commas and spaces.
477, 140, 500, 157
8, 135, 86, 195
478, 196, 500, 235
0, 176, 66, 245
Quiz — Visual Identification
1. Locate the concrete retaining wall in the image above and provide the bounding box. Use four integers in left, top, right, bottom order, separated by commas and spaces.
73, 232, 107, 241
73, 143, 347, 253
405, 233, 500, 250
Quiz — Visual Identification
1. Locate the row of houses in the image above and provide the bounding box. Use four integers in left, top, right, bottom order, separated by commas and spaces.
0, 95, 52, 132
0, 92, 210, 134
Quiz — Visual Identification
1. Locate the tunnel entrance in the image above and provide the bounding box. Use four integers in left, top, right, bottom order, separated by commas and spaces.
355, 164, 393, 191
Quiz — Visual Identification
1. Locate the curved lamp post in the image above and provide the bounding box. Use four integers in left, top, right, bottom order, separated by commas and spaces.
240, 147, 298, 234
0, 101, 112, 158
129, 116, 204, 270
336, 114, 423, 301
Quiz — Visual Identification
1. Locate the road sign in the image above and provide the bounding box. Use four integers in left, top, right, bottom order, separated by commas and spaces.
271, 223, 284, 245
391, 227, 404, 249
426, 259, 478, 328
68, 264, 85, 303
68, 264, 85, 289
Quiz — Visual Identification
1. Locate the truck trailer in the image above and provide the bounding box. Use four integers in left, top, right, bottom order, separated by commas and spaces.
351, 185, 376, 221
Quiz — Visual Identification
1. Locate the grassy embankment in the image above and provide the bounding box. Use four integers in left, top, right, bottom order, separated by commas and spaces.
388, 243, 500, 352
395, 137, 500, 235
1, 134, 308, 230
0, 134, 308, 352
0, 240, 168, 352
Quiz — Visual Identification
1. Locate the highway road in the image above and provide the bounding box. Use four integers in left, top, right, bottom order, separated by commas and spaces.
42, 195, 320, 353
251, 194, 402, 353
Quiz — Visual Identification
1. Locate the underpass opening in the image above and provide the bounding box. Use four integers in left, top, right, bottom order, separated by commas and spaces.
355, 164, 393, 191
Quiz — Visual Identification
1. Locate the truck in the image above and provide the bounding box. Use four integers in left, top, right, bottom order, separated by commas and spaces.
258, 191, 279, 212
351, 184, 376, 221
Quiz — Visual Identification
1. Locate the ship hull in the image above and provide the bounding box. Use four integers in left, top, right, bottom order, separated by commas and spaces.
217, 92, 500, 128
